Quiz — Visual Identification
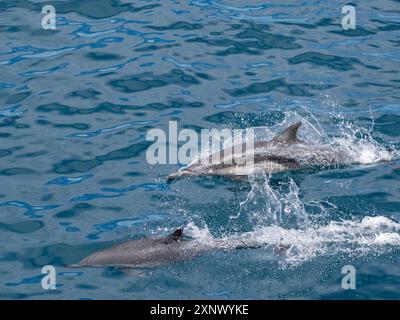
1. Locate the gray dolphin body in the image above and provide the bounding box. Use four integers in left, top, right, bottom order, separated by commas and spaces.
77, 229, 211, 268
167, 122, 352, 182
76, 228, 289, 268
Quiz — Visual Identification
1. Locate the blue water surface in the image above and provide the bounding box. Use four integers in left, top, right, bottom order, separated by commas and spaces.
1, 0, 400, 299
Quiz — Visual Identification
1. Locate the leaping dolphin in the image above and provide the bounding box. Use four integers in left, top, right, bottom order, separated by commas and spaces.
167, 122, 352, 182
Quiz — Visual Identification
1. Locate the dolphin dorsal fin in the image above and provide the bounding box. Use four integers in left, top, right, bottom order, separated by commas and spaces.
165, 228, 184, 243
172, 228, 183, 240
272, 122, 302, 143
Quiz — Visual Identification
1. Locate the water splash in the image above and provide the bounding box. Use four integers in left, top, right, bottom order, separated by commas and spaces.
185, 177, 400, 267
184, 170, 399, 267
229, 170, 311, 230
332, 118, 395, 164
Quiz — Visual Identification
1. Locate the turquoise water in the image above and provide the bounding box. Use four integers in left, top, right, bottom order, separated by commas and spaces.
1, 0, 400, 299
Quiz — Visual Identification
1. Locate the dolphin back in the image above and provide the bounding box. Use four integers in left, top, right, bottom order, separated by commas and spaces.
77, 228, 185, 268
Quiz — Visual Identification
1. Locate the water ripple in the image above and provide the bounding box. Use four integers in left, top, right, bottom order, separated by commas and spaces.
46, 174, 93, 186
0, 201, 61, 218
70, 183, 169, 202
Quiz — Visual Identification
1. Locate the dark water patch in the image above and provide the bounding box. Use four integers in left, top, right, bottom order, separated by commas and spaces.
135, 44, 181, 52
203, 111, 284, 127
52, 141, 150, 174
108, 69, 200, 93
85, 52, 123, 61
98, 178, 123, 185
288, 52, 362, 71
0, 132, 11, 138
52, 158, 102, 175
0, 167, 35, 175
0, 242, 110, 268
0, 149, 12, 157
54, 203, 95, 219
343, 100, 360, 108
71, 183, 169, 202
5, 92, 31, 104
123, 171, 143, 177
194, 72, 214, 81
31, 29, 61, 37
99, 206, 123, 212
75, 284, 98, 290
380, 172, 399, 180
36, 102, 136, 115
41, 194, 55, 201
101, 267, 126, 278
318, 169, 369, 179
325, 192, 390, 217
354, 82, 393, 88
187, 22, 301, 56
375, 201, 400, 213
374, 114, 400, 137
16, 150, 47, 159
224, 78, 332, 97
38, 100, 204, 116
147, 22, 203, 31
372, 19, 400, 31
0, 117, 29, 129
389, 39, 400, 46
329, 28, 375, 37
0, 291, 61, 299
277, 18, 335, 29
0, 220, 44, 234
36, 119, 90, 130
1, 0, 160, 19
0, 25, 24, 32
142, 100, 204, 111
67, 88, 102, 100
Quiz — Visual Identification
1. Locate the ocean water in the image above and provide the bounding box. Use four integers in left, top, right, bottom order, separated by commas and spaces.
1, 0, 400, 300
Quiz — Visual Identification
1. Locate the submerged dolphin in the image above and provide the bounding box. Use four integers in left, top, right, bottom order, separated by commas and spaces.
76, 228, 210, 268
75, 228, 289, 269
167, 121, 352, 182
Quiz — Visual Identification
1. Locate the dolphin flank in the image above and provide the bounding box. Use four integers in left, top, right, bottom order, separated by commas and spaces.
74, 228, 290, 269
167, 121, 352, 182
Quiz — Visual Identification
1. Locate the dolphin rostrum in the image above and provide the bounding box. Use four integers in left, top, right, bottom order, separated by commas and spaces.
75, 228, 290, 269
167, 121, 352, 182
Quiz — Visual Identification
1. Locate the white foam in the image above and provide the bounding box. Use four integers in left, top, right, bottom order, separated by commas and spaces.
187, 216, 400, 267
334, 136, 394, 164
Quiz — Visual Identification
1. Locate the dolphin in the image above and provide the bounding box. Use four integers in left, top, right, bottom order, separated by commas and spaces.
75, 228, 212, 268
167, 121, 352, 182
75, 228, 290, 269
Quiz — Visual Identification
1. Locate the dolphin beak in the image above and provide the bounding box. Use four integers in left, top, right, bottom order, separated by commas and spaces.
166, 170, 195, 183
